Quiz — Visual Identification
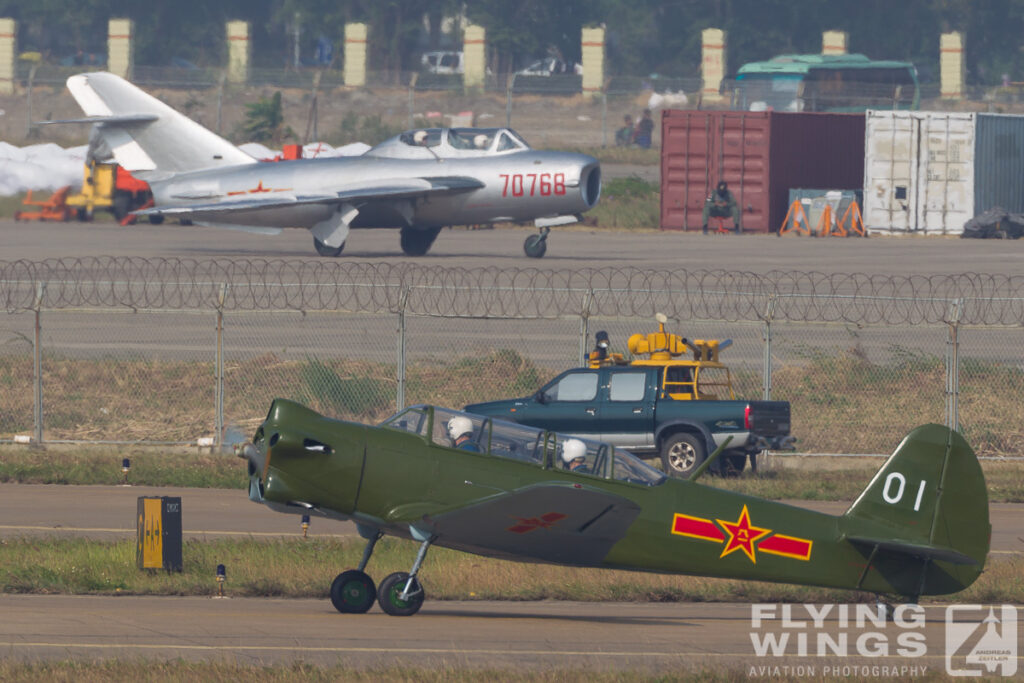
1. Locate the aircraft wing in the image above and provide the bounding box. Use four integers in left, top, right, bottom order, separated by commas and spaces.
418, 482, 642, 566
136, 176, 485, 217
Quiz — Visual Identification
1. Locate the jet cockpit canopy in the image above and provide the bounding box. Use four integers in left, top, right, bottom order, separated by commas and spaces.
365, 127, 531, 159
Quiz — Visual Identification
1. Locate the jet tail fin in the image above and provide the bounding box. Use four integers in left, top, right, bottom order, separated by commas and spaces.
64, 72, 256, 179
841, 424, 990, 596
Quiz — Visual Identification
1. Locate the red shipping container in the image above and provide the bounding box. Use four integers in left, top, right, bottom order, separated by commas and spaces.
659, 111, 865, 233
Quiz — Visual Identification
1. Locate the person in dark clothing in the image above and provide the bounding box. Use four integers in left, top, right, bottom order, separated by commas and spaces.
615, 115, 634, 146
702, 181, 741, 234
632, 109, 654, 148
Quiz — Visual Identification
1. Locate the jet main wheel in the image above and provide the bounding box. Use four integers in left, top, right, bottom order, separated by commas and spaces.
523, 234, 547, 258
400, 226, 442, 256
377, 571, 425, 617
660, 433, 706, 479
314, 237, 345, 257
330, 569, 376, 614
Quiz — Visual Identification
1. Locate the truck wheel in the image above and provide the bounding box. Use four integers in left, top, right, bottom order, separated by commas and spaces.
660, 433, 705, 478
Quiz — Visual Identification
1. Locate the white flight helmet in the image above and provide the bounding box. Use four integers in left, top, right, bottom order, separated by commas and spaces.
561, 438, 586, 464
447, 416, 473, 441
413, 130, 428, 144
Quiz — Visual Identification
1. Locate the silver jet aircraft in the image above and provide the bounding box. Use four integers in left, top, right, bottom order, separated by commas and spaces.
59, 72, 601, 257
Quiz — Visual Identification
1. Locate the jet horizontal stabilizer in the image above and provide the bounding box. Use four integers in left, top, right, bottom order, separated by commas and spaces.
37, 114, 160, 126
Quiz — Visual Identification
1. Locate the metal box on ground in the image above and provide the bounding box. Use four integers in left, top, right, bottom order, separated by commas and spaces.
863, 110, 1024, 234
660, 110, 865, 233
137, 496, 183, 571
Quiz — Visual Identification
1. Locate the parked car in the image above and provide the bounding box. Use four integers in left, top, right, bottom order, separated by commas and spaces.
421, 51, 464, 75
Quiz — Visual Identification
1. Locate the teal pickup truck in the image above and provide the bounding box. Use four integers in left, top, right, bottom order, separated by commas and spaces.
465, 317, 794, 477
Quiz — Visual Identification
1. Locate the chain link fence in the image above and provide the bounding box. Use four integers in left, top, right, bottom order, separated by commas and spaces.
1, 259, 1022, 458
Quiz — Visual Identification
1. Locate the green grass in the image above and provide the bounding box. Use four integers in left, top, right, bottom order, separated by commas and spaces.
0, 661, 825, 683
0, 447, 246, 488
2, 536, 1020, 604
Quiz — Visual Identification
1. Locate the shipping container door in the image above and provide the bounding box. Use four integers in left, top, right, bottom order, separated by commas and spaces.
863, 111, 918, 232
717, 113, 770, 233
660, 111, 715, 230
915, 112, 975, 234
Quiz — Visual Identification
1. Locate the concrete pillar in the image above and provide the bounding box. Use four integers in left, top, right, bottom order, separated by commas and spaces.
226, 21, 250, 84
343, 23, 367, 88
463, 24, 486, 89
107, 18, 133, 79
701, 28, 726, 104
581, 27, 605, 98
0, 18, 14, 95
822, 30, 848, 55
940, 31, 965, 100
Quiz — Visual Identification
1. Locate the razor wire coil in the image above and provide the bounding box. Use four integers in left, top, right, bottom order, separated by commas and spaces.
2, 258, 1024, 325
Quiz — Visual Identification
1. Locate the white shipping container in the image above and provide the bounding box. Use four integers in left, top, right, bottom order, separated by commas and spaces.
863, 111, 975, 234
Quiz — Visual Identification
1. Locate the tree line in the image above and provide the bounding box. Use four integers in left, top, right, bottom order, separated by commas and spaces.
2, 0, 1022, 84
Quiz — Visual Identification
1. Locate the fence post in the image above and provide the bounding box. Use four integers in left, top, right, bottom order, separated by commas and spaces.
506, 74, 515, 128
945, 298, 962, 431
579, 290, 593, 366
32, 282, 44, 444
396, 286, 409, 411
761, 295, 777, 401
215, 283, 226, 449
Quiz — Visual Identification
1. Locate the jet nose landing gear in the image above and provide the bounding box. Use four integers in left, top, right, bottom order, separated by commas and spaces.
524, 226, 550, 258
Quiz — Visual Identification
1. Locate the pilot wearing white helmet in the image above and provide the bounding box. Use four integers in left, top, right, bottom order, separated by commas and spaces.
561, 438, 587, 472
473, 134, 489, 150
447, 416, 480, 452
413, 130, 428, 145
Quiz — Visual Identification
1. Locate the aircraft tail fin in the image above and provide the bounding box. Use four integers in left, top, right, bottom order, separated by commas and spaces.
841, 424, 989, 595
65, 72, 256, 178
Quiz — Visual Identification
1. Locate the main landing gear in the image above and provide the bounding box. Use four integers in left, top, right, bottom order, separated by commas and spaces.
400, 226, 442, 256
329, 527, 435, 616
523, 226, 550, 258
314, 237, 345, 257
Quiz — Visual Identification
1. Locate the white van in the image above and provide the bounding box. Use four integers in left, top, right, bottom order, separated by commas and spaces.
421, 51, 464, 75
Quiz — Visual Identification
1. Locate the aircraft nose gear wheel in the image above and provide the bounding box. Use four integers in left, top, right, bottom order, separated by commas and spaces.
330, 570, 377, 613
378, 572, 425, 616
400, 226, 442, 256
523, 226, 550, 258
314, 237, 345, 257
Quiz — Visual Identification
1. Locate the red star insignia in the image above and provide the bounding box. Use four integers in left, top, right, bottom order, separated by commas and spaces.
717, 504, 771, 563
507, 511, 567, 534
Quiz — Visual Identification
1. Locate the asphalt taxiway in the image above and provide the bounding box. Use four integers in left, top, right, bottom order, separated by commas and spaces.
0, 595, 982, 673
2, 217, 1021, 274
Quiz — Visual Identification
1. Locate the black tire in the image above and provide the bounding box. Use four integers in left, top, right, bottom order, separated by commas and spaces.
659, 433, 706, 479
112, 192, 130, 221
148, 214, 164, 225
721, 453, 747, 477
329, 569, 376, 614
400, 226, 442, 256
179, 218, 193, 226
523, 234, 547, 258
314, 237, 345, 257
377, 571, 424, 617
76, 208, 93, 222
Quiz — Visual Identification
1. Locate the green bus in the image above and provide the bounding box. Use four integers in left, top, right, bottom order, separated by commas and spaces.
732, 54, 919, 112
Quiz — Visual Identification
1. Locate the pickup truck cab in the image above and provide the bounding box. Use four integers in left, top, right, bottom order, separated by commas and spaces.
466, 315, 794, 478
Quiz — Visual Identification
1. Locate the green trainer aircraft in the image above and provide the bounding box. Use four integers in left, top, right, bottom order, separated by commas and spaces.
238, 399, 989, 617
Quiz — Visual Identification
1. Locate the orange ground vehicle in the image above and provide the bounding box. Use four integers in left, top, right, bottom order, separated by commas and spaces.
65, 161, 155, 222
